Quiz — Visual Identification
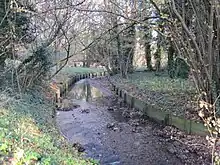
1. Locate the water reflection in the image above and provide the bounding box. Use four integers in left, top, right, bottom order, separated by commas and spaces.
69, 80, 103, 102
58, 79, 181, 165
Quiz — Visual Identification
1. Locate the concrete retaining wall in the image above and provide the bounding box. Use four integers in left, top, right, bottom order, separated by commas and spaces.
53, 71, 107, 104
111, 85, 207, 136
52, 71, 207, 136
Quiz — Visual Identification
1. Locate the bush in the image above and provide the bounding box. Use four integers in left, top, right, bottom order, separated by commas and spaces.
17, 46, 53, 89
173, 57, 190, 79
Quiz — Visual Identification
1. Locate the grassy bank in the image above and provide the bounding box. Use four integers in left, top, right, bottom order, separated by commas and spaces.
0, 87, 97, 165
111, 72, 199, 120
113, 72, 195, 93
54, 67, 104, 83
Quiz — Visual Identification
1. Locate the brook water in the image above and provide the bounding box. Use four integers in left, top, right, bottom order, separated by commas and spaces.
56, 78, 182, 165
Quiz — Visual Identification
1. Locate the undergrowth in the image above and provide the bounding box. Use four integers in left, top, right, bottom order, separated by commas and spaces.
0, 86, 98, 165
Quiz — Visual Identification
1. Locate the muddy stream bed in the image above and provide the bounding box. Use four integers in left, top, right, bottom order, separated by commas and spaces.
56, 78, 207, 165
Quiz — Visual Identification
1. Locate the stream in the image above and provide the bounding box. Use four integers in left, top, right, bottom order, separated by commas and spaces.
56, 78, 183, 165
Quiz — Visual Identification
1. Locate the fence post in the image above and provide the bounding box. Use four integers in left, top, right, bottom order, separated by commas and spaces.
123, 92, 127, 104
55, 88, 60, 104
119, 90, 122, 97
131, 96, 134, 108
65, 81, 68, 95
164, 114, 170, 125
189, 120, 192, 134
115, 87, 117, 94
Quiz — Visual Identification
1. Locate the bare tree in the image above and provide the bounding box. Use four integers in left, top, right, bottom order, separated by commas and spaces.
163, 0, 220, 163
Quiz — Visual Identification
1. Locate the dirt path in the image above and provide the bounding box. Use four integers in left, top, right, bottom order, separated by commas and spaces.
56, 78, 209, 165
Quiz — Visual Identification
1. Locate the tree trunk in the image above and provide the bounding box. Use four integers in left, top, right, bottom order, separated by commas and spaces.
168, 41, 175, 78
86, 83, 91, 102
145, 42, 152, 70
127, 25, 135, 73
120, 24, 135, 76
111, 19, 120, 74
154, 46, 161, 72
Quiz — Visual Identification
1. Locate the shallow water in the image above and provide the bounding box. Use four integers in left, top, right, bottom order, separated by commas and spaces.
56, 79, 182, 165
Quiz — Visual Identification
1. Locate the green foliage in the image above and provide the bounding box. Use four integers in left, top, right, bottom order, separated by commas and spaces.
173, 57, 190, 79
22, 46, 52, 74
17, 46, 53, 88
0, 87, 98, 165
0, 0, 33, 65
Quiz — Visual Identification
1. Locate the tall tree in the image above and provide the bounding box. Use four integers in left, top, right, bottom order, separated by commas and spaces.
165, 0, 220, 162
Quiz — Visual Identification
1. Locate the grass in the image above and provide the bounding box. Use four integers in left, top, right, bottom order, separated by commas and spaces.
0, 87, 98, 165
112, 72, 195, 94
54, 67, 104, 83
61, 67, 104, 75
111, 72, 198, 119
